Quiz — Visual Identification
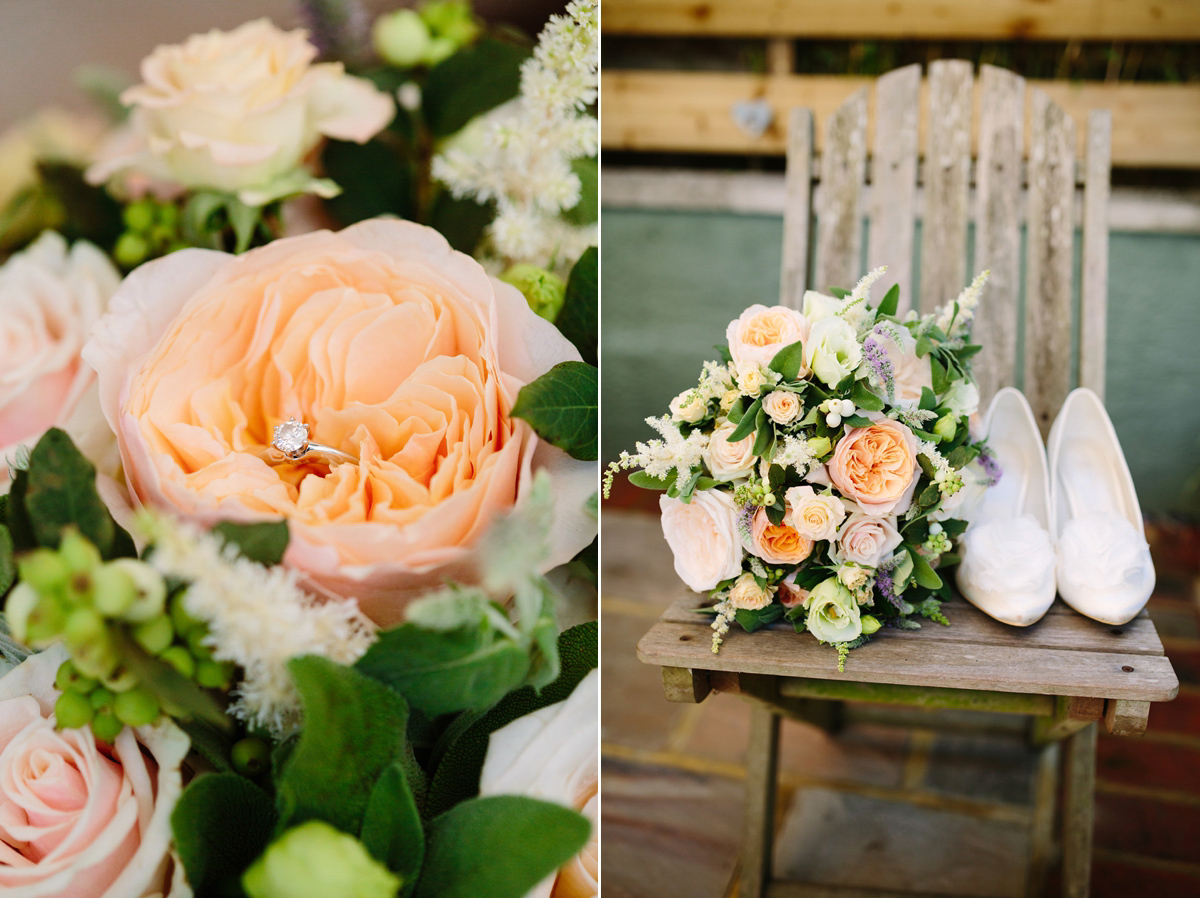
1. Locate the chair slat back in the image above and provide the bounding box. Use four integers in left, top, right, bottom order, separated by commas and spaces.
780, 60, 1112, 437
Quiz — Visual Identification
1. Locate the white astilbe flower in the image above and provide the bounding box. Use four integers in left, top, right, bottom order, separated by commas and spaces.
698, 359, 734, 402
432, 0, 597, 271
935, 270, 990, 337
137, 513, 377, 737
773, 434, 816, 477
603, 415, 708, 497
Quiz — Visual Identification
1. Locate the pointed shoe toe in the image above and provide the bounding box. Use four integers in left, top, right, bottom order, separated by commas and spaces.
1048, 389, 1154, 625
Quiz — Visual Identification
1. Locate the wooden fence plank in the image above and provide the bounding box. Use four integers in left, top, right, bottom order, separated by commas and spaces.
602, 0, 1200, 41
918, 60, 973, 312
813, 88, 867, 293
599, 70, 1200, 169
867, 64, 920, 312
1024, 88, 1077, 437
973, 64, 1025, 406
780, 108, 814, 308
1081, 109, 1112, 399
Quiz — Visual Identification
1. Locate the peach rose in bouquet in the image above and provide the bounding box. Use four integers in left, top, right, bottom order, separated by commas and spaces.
746, 508, 813, 566
827, 418, 920, 516
725, 304, 808, 369
82, 219, 595, 625
0, 645, 190, 898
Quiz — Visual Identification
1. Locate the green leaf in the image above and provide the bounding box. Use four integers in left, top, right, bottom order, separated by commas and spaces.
172, 773, 277, 898
356, 624, 530, 717
423, 39, 530, 137
361, 763, 424, 890
842, 414, 874, 428
555, 247, 597, 366
736, 604, 784, 633
907, 546, 944, 589
930, 355, 951, 396
414, 796, 589, 898
850, 379, 885, 412
939, 518, 969, 538
177, 717, 236, 773
37, 163, 124, 252
323, 139, 417, 225
511, 361, 597, 461
829, 286, 851, 298
212, 520, 289, 566
0, 524, 12, 595
24, 428, 134, 558
751, 409, 773, 457
627, 470, 672, 491
767, 340, 806, 382
919, 387, 938, 411
727, 397, 747, 425
561, 156, 598, 226
877, 284, 900, 318
429, 192, 493, 255
181, 192, 228, 249
956, 344, 983, 359
915, 334, 936, 358
276, 657, 409, 835
727, 398, 762, 443
425, 622, 596, 818
946, 445, 977, 469
226, 198, 262, 254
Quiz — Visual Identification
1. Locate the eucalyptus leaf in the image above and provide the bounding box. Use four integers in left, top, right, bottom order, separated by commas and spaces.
360, 763, 424, 891
930, 355, 950, 396
511, 362, 597, 461
767, 340, 806, 382
915, 334, 936, 358
850, 380, 885, 412
751, 410, 773, 456
842, 414, 874, 428
919, 387, 938, 411
627, 470, 672, 491
727, 399, 762, 443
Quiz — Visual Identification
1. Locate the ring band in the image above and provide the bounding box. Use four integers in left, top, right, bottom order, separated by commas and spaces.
268, 417, 358, 467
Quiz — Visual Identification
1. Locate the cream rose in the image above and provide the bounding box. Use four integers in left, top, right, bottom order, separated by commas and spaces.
668, 389, 706, 424
784, 485, 846, 541
869, 326, 931, 408
734, 361, 768, 397
0, 645, 190, 898
833, 512, 902, 567
0, 232, 121, 490
659, 489, 743, 592
762, 390, 802, 426
704, 420, 756, 482
827, 418, 920, 516
480, 669, 598, 898
804, 316, 862, 387
804, 577, 863, 643
728, 572, 773, 611
82, 219, 595, 625
745, 508, 813, 565
87, 19, 394, 204
726, 304, 809, 370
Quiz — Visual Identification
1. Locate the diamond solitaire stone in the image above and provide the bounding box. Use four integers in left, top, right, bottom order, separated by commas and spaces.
272, 418, 310, 459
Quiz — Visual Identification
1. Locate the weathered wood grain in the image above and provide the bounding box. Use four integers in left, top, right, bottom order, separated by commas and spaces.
814, 88, 867, 294
1026, 741, 1060, 898
867, 64, 920, 312
1024, 88, 1077, 437
741, 704, 780, 898
918, 60, 973, 313
1062, 723, 1097, 898
1081, 109, 1112, 400
973, 64, 1025, 406
780, 108, 814, 308
1104, 698, 1151, 736
661, 665, 711, 703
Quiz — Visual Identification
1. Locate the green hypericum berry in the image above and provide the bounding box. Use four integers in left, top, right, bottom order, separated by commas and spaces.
188, 627, 213, 661
92, 564, 138, 616
54, 691, 94, 729
149, 224, 174, 250
90, 712, 123, 743
55, 660, 98, 694
64, 571, 94, 605
232, 736, 271, 776
59, 529, 102, 574
73, 634, 120, 680
102, 665, 139, 693
156, 202, 179, 228
90, 687, 115, 711
64, 608, 106, 650
133, 614, 174, 656
114, 232, 149, 268
123, 199, 156, 233
107, 559, 167, 622
196, 660, 233, 690
160, 645, 196, 679
24, 595, 68, 646
500, 264, 567, 322
17, 549, 70, 593
114, 687, 160, 727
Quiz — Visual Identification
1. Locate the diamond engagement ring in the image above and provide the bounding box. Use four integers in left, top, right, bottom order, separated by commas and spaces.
268, 418, 358, 466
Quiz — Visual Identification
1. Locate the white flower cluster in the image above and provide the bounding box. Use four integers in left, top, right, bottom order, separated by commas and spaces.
935, 270, 990, 337
772, 434, 816, 477
916, 440, 964, 497
432, 0, 597, 270
603, 414, 709, 496
138, 514, 377, 737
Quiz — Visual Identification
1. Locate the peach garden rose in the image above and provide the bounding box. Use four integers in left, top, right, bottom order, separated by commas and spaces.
82, 219, 596, 625
746, 507, 813, 565
827, 418, 920, 516
725, 304, 809, 370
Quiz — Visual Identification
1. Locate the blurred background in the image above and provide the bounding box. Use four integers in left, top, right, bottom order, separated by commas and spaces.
600, 3, 1200, 897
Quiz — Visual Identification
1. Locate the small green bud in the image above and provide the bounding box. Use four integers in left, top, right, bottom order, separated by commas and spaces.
196, 659, 234, 690
123, 199, 156, 233
92, 563, 137, 617
133, 614, 174, 656
160, 645, 196, 679
107, 559, 167, 622
149, 224, 174, 250
243, 821, 402, 898
55, 659, 98, 694
807, 435, 832, 458
90, 712, 123, 743
499, 264, 567, 321
73, 633, 120, 680
102, 665, 139, 693
54, 691, 94, 730
59, 528, 103, 574
933, 413, 957, 442
861, 615, 882, 636
90, 687, 115, 711
17, 549, 70, 593
114, 687, 160, 727
232, 736, 271, 777
156, 202, 179, 228
24, 595, 69, 646
64, 608, 106, 651
114, 232, 149, 268
420, 0, 481, 45
373, 9, 431, 67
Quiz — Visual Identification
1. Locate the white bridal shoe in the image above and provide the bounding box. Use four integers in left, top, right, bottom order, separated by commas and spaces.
956, 388, 1058, 626
1047, 388, 1155, 625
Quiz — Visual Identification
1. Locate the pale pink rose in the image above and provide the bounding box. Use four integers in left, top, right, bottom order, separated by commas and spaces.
833, 512, 902, 567
82, 220, 595, 625
762, 390, 801, 426
725, 305, 809, 370
0, 232, 121, 490
703, 420, 755, 482
871, 326, 931, 408
0, 645, 190, 898
827, 418, 920, 516
784, 485, 846, 542
746, 507, 813, 565
776, 573, 809, 608
659, 490, 743, 592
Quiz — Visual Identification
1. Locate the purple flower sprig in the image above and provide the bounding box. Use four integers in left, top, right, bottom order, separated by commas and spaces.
861, 333, 896, 403
874, 566, 905, 611
978, 449, 1003, 487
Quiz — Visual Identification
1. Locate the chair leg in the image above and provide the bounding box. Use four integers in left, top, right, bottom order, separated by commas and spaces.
1061, 722, 1097, 898
1026, 740, 1060, 897
740, 703, 781, 898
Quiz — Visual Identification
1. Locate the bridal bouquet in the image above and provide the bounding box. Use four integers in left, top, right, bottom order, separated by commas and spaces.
607, 270, 998, 669
0, 2, 598, 897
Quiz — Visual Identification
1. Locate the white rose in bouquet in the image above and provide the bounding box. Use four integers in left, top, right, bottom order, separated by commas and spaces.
668, 389, 707, 424
784, 485, 846, 541
704, 420, 756, 482
762, 389, 802, 426
659, 489, 743, 592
